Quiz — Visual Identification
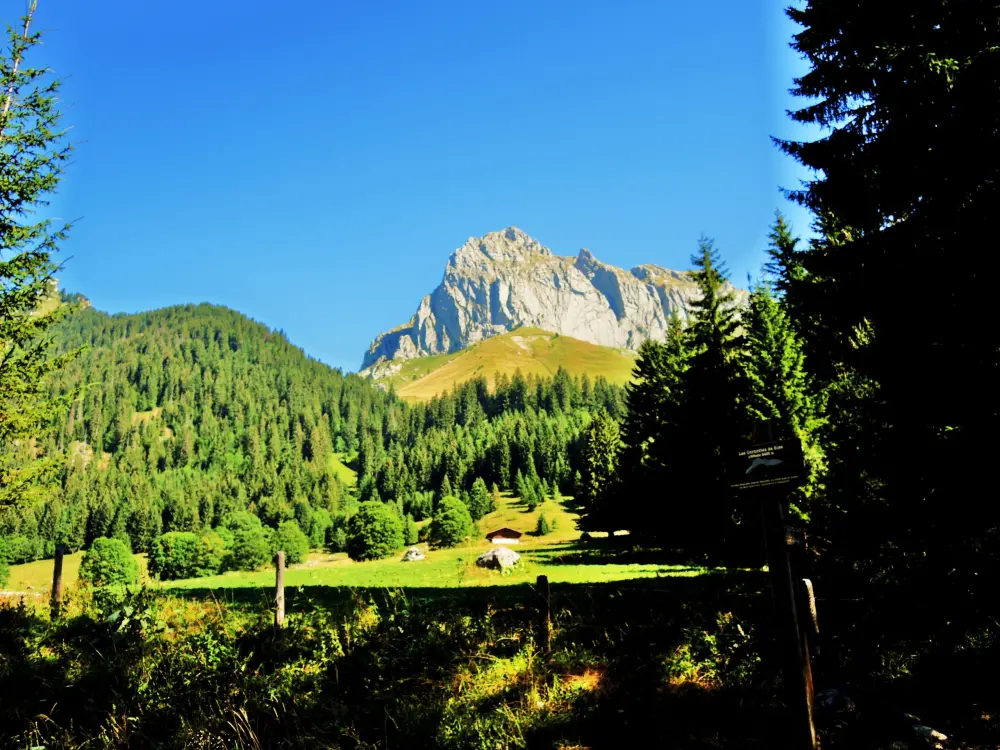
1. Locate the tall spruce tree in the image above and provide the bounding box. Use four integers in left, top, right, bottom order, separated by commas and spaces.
762, 211, 809, 334
579, 410, 622, 532
743, 278, 824, 516
779, 0, 1000, 602
670, 237, 748, 561
619, 312, 688, 534
0, 2, 75, 510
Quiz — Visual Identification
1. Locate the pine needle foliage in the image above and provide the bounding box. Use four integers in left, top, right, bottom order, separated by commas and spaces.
0, 3, 77, 511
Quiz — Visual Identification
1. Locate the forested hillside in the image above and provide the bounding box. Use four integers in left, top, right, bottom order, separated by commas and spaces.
0, 299, 624, 562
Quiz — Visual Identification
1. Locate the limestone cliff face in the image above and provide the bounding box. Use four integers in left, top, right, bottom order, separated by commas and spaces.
361, 227, 743, 375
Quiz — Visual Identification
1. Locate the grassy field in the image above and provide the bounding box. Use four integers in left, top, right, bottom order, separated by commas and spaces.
3, 551, 151, 600
328, 451, 358, 486
379, 327, 636, 401
164, 494, 697, 591
4, 494, 701, 602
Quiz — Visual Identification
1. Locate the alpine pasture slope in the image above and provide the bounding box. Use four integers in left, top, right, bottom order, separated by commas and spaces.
375, 327, 637, 402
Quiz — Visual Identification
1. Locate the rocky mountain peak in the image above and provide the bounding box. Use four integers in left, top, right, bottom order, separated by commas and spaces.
360, 228, 746, 376
450, 226, 551, 271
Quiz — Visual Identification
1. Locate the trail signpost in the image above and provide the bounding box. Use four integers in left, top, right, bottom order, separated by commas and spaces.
730, 439, 804, 492
731, 433, 818, 750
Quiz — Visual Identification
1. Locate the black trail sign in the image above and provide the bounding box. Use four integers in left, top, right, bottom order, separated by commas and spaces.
730, 439, 804, 492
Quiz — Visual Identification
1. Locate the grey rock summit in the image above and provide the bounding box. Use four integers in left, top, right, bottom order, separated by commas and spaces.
361, 227, 740, 375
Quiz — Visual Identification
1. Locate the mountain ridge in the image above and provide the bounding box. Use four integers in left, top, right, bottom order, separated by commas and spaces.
361, 226, 743, 377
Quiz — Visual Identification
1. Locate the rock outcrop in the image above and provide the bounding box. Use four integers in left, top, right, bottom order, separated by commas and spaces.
361, 227, 744, 374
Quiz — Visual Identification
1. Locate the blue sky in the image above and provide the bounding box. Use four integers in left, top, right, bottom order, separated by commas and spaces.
27, 0, 815, 372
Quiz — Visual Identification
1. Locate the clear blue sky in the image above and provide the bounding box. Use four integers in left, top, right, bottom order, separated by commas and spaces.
27, 0, 814, 372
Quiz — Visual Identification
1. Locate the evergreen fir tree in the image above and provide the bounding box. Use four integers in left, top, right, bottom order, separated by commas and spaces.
670, 237, 747, 561
438, 473, 453, 503
744, 279, 825, 515
579, 411, 622, 532
619, 313, 689, 533
0, 3, 76, 510
468, 477, 491, 521
489, 482, 501, 513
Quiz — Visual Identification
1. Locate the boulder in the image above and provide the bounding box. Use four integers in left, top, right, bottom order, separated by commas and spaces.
476, 546, 521, 570
401, 546, 425, 562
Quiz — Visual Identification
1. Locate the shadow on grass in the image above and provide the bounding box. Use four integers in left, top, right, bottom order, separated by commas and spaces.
165, 569, 768, 620
519, 537, 726, 568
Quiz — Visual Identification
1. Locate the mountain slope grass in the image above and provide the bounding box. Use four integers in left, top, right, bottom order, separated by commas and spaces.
382, 327, 637, 401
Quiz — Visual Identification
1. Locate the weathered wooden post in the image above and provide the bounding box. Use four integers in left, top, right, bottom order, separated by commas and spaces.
50, 544, 65, 620
761, 494, 818, 749
275, 551, 285, 627
731, 429, 817, 750
536, 574, 551, 655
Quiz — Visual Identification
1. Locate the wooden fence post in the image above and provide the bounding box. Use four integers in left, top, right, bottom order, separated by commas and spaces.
275, 551, 285, 627
536, 574, 551, 655
50, 544, 64, 620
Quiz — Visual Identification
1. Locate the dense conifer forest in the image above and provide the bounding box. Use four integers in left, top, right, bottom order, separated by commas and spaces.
0, 299, 625, 563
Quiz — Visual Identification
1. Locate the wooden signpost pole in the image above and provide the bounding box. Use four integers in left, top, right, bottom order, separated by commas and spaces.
730, 424, 817, 749
761, 491, 817, 749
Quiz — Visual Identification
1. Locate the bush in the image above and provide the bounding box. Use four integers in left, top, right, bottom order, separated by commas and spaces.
2, 534, 44, 565
535, 512, 552, 536
220, 513, 271, 571
149, 532, 198, 580
194, 530, 228, 576
329, 526, 348, 553
404, 514, 419, 545
79, 537, 140, 588
346, 501, 404, 561
274, 520, 309, 565
214, 525, 234, 549
428, 496, 475, 549
231, 525, 272, 571
150, 529, 230, 581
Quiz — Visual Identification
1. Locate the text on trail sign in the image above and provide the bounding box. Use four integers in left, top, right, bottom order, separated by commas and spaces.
730, 439, 805, 491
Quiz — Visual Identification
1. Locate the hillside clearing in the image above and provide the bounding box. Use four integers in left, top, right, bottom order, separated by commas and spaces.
4, 495, 701, 601
377, 327, 636, 401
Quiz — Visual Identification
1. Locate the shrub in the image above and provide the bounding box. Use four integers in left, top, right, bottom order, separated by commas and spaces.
535, 512, 552, 536
329, 526, 348, 553
79, 537, 139, 588
404, 514, 419, 545
149, 532, 198, 580
214, 525, 234, 549
221, 511, 258, 531
231, 524, 272, 571
150, 529, 230, 581
2, 534, 44, 564
220, 513, 271, 571
346, 501, 404, 561
274, 520, 310, 565
428, 496, 475, 549
194, 530, 228, 575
